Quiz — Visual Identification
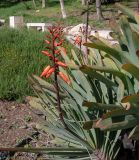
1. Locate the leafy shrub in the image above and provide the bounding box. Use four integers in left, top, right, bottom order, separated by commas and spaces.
0, 27, 49, 101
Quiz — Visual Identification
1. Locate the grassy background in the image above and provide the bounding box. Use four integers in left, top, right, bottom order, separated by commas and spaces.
0, 27, 48, 101
0, 0, 115, 28
0, 26, 78, 101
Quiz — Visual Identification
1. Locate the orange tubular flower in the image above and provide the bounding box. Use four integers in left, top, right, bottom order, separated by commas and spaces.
40, 65, 51, 77
56, 61, 67, 67
45, 40, 50, 44
58, 72, 70, 84
42, 51, 52, 58
47, 67, 55, 75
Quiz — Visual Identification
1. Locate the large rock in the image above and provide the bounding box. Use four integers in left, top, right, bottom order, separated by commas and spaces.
90, 30, 118, 45
91, 30, 113, 40
67, 23, 91, 36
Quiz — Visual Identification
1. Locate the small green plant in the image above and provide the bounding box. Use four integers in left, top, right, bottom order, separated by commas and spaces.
0, 113, 5, 119
24, 115, 32, 122
16, 138, 23, 144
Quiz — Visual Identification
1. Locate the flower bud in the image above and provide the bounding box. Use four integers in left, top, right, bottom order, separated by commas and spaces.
56, 61, 67, 67
58, 72, 70, 84
42, 51, 52, 58
45, 40, 50, 44
40, 65, 51, 77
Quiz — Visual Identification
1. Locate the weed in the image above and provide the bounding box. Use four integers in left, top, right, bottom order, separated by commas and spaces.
24, 115, 32, 122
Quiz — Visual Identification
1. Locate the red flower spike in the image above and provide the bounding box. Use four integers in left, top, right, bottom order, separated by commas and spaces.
42, 51, 52, 58
45, 40, 50, 44
40, 65, 51, 77
58, 72, 70, 84
56, 61, 67, 67
41, 25, 70, 85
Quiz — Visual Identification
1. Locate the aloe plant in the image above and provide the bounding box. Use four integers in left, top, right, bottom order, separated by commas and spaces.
27, 47, 121, 159
0, 25, 123, 159
82, 3, 139, 140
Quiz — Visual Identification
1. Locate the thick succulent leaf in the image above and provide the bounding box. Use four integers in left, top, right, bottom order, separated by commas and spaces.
80, 64, 134, 94
37, 122, 93, 150
29, 75, 55, 92
119, 16, 138, 64
122, 63, 139, 81
103, 57, 118, 70
83, 101, 121, 111
115, 3, 135, 21
58, 78, 91, 122
134, 11, 139, 24
108, 130, 121, 159
84, 39, 130, 64
101, 115, 139, 131
131, 23, 139, 34
132, 30, 139, 50
92, 115, 139, 131
0, 147, 90, 156
29, 97, 58, 120
115, 77, 124, 102
80, 65, 117, 88
30, 79, 57, 107
80, 65, 131, 89
52, 156, 91, 160
71, 49, 81, 65
102, 106, 139, 119
121, 94, 139, 103
30, 75, 66, 98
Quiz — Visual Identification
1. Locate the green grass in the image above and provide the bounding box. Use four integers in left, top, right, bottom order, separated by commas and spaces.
0, 26, 79, 101
0, 27, 49, 101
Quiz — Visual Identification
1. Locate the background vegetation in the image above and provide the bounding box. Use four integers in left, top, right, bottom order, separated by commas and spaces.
0, 27, 48, 101
0, 0, 117, 28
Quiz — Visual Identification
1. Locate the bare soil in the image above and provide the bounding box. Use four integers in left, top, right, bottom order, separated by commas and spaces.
0, 100, 49, 160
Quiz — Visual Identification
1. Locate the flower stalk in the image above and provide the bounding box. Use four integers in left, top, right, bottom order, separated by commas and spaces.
40, 25, 70, 129
40, 25, 92, 147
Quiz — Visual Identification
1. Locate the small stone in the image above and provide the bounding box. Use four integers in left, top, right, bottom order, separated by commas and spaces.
11, 105, 16, 109
19, 125, 28, 129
